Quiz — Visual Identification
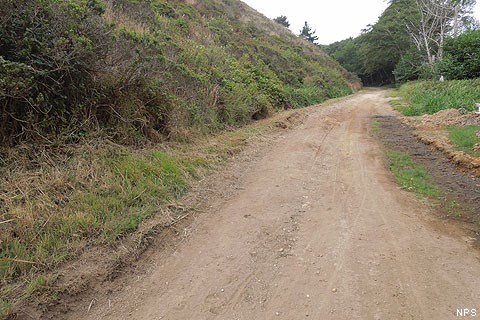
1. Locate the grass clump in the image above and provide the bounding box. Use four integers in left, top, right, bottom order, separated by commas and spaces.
448, 125, 480, 157
386, 150, 441, 198
24, 275, 50, 297
0, 299, 12, 319
396, 79, 480, 116
371, 119, 381, 134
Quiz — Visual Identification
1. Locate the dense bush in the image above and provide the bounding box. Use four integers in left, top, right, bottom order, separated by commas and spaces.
393, 49, 424, 83
439, 30, 480, 80
0, 0, 109, 144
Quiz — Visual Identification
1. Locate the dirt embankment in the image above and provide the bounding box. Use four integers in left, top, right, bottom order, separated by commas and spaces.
400, 109, 480, 175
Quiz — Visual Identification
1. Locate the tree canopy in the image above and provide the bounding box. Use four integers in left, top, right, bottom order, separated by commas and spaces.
273, 15, 290, 28
299, 21, 319, 44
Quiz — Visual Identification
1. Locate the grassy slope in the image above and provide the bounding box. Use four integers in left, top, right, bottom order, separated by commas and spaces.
0, 1, 361, 314
395, 79, 480, 116
0, 0, 360, 146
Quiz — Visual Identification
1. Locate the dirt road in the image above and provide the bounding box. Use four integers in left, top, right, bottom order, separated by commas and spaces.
65, 90, 480, 319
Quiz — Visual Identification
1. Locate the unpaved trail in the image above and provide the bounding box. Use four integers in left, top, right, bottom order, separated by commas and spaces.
65, 90, 480, 320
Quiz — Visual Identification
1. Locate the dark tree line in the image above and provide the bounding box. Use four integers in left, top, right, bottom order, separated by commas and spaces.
323, 0, 479, 85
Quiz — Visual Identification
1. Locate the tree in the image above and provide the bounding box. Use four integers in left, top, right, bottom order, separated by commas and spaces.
359, 0, 419, 82
273, 15, 290, 28
323, 38, 364, 74
406, 0, 476, 66
439, 29, 480, 79
299, 21, 319, 43
451, 0, 477, 35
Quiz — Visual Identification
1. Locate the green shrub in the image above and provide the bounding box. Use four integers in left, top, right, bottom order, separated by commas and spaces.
0, 0, 357, 147
439, 30, 480, 80
285, 84, 328, 108
0, 0, 110, 144
393, 49, 424, 83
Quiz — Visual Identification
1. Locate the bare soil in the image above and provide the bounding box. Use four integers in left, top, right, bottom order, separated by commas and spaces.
374, 114, 480, 225
19, 90, 480, 320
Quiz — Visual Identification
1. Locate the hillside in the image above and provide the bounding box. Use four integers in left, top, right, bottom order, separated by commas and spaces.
0, 0, 359, 147
0, 0, 359, 317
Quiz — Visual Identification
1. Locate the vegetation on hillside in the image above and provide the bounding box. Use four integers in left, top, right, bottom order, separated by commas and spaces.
0, 0, 359, 148
273, 15, 290, 28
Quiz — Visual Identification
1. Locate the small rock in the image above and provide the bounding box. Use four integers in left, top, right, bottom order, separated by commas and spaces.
276, 312, 280, 316
279, 248, 284, 253
332, 288, 337, 293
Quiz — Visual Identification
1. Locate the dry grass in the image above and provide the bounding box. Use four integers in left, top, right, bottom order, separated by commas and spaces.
103, 0, 149, 35
0, 107, 306, 315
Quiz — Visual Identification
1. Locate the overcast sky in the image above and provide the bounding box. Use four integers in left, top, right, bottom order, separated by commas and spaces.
242, 0, 480, 45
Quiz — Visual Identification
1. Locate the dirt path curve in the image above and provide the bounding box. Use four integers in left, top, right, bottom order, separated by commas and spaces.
67, 90, 480, 320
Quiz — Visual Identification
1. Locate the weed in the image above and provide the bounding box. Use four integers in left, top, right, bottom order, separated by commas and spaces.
371, 119, 381, 134
0, 299, 11, 319
25, 275, 49, 297
446, 201, 463, 218
386, 150, 442, 198
448, 125, 480, 157
0, 108, 279, 305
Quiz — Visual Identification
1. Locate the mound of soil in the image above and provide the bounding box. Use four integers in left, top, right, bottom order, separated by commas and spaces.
402, 109, 480, 128
415, 131, 480, 174
398, 109, 480, 175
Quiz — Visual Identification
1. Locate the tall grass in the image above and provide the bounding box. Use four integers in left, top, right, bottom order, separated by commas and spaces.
396, 79, 480, 116
0, 149, 198, 283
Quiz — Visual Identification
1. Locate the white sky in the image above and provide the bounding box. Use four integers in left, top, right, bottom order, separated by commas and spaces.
242, 0, 480, 45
